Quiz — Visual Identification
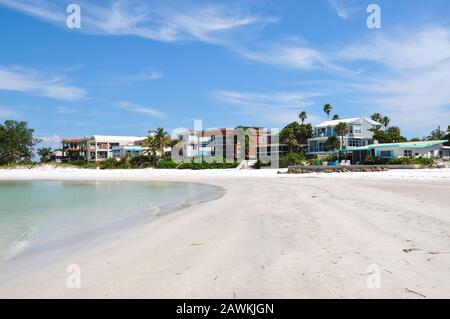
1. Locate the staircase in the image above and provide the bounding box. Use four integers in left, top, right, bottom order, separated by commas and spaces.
236, 160, 257, 170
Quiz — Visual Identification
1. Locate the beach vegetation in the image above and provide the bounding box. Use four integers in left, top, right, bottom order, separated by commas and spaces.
363, 155, 434, 167
145, 128, 171, 158
279, 151, 306, 168
280, 122, 313, 148
0, 120, 39, 165
37, 147, 52, 163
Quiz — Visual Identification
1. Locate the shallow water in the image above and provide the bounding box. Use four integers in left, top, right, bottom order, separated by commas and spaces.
0, 180, 223, 281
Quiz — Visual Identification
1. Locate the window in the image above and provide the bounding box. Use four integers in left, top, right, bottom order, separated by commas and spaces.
353, 125, 362, 134
404, 150, 413, 157
380, 150, 392, 158
259, 137, 265, 144
348, 140, 360, 147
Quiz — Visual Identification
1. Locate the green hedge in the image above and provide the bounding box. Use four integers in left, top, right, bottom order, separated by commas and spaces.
363, 155, 434, 166
279, 152, 306, 168
156, 159, 238, 170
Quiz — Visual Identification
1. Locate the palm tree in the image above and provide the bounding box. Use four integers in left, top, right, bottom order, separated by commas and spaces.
382, 116, 390, 131
332, 114, 340, 120
37, 147, 52, 163
325, 136, 340, 151
145, 128, 171, 158
323, 104, 333, 119
371, 113, 383, 123
298, 111, 307, 125
335, 122, 349, 150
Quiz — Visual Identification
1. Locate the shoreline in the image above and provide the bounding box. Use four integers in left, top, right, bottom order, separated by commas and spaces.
0, 168, 449, 298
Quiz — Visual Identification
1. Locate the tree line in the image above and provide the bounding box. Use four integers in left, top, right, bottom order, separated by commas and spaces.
1, 113, 449, 166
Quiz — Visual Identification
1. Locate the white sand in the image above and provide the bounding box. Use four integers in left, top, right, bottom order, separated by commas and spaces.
0, 167, 450, 299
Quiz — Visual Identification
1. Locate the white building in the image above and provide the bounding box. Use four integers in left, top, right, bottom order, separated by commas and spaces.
83, 135, 147, 162
307, 117, 382, 155
347, 140, 448, 164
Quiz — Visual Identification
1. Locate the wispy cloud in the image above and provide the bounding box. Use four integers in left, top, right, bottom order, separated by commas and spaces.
118, 68, 162, 82
328, 0, 363, 20
0, 106, 21, 118
0, 65, 87, 101
0, 0, 277, 44
336, 27, 450, 133
56, 106, 77, 114
117, 101, 165, 118
235, 36, 359, 74
329, 0, 350, 19
339, 28, 450, 70
37, 134, 62, 149
214, 90, 324, 124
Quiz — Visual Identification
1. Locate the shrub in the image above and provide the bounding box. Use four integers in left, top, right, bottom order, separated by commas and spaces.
157, 159, 239, 170
363, 155, 435, 166
388, 157, 434, 166
362, 155, 389, 165
156, 159, 179, 169
99, 158, 121, 169
279, 152, 306, 168
129, 155, 154, 168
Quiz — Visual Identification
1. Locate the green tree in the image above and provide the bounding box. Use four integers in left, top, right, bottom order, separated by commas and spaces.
0, 120, 38, 165
382, 116, 390, 131
325, 136, 340, 151
371, 113, 383, 123
323, 104, 333, 119
332, 114, 340, 120
335, 122, 349, 149
279, 122, 313, 148
445, 125, 450, 146
372, 126, 406, 143
37, 147, 52, 163
427, 128, 446, 140
298, 111, 307, 124
145, 128, 171, 158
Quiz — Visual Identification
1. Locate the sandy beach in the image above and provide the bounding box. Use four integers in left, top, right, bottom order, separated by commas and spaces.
0, 167, 450, 299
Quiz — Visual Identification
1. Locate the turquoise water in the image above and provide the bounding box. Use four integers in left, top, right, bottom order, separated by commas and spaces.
0, 180, 223, 281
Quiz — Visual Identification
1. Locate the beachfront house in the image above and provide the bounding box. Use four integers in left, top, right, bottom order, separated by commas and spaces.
83, 135, 147, 162
61, 135, 147, 162
346, 140, 448, 164
62, 138, 85, 159
307, 117, 382, 155
175, 127, 280, 162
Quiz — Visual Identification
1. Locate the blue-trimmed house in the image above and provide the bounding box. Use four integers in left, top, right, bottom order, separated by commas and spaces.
346, 140, 448, 164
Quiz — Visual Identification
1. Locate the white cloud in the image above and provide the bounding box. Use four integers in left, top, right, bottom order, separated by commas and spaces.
0, 0, 276, 44
0, 66, 87, 101
329, 0, 349, 19
56, 106, 77, 114
337, 27, 450, 134
37, 134, 62, 149
119, 68, 162, 81
214, 90, 324, 124
339, 28, 450, 70
0, 106, 20, 118
118, 101, 165, 118
236, 36, 358, 74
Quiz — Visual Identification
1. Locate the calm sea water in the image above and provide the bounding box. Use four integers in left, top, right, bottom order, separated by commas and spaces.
0, 180, 223, 281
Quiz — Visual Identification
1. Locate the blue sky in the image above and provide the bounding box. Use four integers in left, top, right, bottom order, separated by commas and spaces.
0, 0, 449, 148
